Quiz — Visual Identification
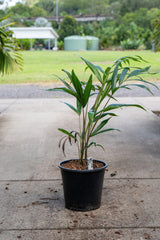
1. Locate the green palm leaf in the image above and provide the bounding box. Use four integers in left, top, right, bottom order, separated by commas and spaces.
91, 118, 112, 137
81, 57, 103, 83
91, 128, 120, 137
125, 83, 154, 95
111, 63, 119, 92
47, 87, 78, 98
71, 70, 84, 105
119, 67, 129, 84
87, 141, 104, 150
94, 112, 117, 121
88, 109, 95, 125
64, 102, 81, 116
84, 74, 93, 107
126, 77, 159, 89
103, 66, 111, 82
58, 128, 76, 140
98, 103, 146, 114
127, 66, 151, 79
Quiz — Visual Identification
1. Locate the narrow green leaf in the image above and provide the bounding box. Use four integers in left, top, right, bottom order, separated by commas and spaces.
111, 63, 119, 92
63, 102, 80, 115
47, 87, 78, 98
88, 109, 95, 125
135, 55, 148, 63
61, 70, 83, 100
77, 100, 81, 115
56, 75, 75, 91
112, 85, 131, 95
103, 66, 111, 82
58, 128, 76, 139
94, 112, 117, 121
125, 83, 154, 95
126, 77, 159, 89
98, 82, 111, 103
71, 70, 84, 105
62, 69, 72, 81
81, 57, 103, 83
91, 118, 112, 137
87, 141, 104, 150
98, 103, 146, 114
119, 67, 129, 85
84, 74, 92, 107
127, 66, 151, 79
94, 65, 105, 74
91, 128, 120, 137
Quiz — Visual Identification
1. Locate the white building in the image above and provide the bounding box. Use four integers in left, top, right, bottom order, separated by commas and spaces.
0, 0, 25, 10
10, 27, 59, 50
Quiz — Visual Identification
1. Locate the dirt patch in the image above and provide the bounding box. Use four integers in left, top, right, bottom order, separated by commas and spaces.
61, 159, 105, 170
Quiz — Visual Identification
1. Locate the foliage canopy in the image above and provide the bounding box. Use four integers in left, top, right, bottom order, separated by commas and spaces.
49, 56, 158, 164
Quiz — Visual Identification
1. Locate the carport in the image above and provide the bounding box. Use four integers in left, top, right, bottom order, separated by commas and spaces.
10, 27, 59, 50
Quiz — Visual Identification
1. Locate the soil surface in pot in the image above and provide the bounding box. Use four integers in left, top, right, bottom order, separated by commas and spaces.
61, 160, 104, 170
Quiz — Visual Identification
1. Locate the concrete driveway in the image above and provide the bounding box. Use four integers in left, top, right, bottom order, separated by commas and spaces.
0, 97, 160, 240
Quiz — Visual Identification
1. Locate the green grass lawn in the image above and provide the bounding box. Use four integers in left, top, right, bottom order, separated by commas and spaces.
0, 50, 160, 84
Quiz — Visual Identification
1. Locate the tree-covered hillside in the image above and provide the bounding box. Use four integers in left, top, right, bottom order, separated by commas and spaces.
24, 0, 160, 16
0, 0, 160, 50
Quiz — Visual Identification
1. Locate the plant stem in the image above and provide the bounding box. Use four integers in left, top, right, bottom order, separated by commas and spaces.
94, 83, 110, 112
78, 115, 81, 160
90, 92, 112, 137
80, 107, 85, 164
92, 84, 104, 111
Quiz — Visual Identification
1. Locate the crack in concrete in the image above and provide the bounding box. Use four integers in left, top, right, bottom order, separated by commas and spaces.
0, 178, 160, 182
1, 227, 160, 232
0, 99, 17, 115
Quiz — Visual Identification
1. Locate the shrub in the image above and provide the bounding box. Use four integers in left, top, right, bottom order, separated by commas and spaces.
57, 41, 64, 50
120, 38, 141, 49
18, 39, 32, 50
58, 15, 79, 41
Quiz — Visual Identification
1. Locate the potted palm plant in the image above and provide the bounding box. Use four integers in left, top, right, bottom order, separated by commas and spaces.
49, 55, 157, 211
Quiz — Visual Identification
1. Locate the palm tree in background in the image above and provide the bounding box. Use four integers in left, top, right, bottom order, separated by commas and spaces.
0, 15, 23, 75
153, 14, 160, 52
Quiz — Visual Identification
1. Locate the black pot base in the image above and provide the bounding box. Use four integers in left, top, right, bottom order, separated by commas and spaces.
65, 203, 100, 212
59, 159, 107, 211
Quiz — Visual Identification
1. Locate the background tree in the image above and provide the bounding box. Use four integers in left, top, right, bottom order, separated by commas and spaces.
58, 15, 79, 41
6, 3, 31, 17
35, 0, 55, 15
105, 1, 121, 19
120, 0, 160, 16
1, 0, 160, 49
30, 6, 47, 17
153, 14, 160, 51
86, 0, 109, 15
60, 0, 88, 15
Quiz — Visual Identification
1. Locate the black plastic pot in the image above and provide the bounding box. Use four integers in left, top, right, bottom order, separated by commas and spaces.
59, 159, 107, 211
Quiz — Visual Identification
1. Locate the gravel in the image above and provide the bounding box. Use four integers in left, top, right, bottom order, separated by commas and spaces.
0, 82, 160, 99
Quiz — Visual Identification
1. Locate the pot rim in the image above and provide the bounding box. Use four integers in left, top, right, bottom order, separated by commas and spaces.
59, 159, 108, 173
